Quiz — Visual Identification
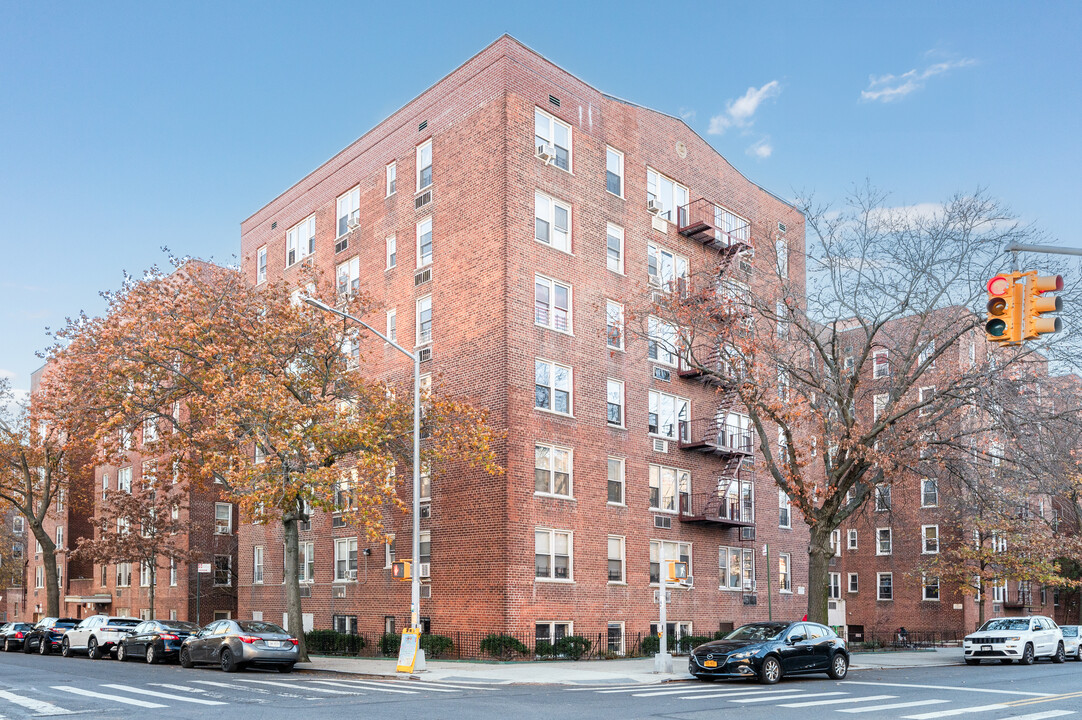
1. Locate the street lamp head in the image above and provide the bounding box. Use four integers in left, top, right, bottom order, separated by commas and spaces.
301, 295, 332, 313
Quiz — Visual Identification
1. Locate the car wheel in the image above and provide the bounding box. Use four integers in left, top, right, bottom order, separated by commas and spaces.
87, 638, 100, 660
1077, 647, 1082, 662
277, 663, 294, 674
23, 638, 33, 654
828, 653, 849, 679
1052, 643, 1066, 664
1020, 643, 1035, 665
220, 648, 237, 673
759, 655, 781, 685
61, 638, 72, 658
179, 647, 193, 669
146, 644, 157, 664
116, 643, 127, 662
38, 637, 49, 656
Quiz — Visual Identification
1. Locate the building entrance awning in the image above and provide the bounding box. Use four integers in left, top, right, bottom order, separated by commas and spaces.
64, 595, 112, 604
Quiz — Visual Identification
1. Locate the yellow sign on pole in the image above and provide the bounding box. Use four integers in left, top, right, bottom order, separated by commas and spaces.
396, 628, 422, 673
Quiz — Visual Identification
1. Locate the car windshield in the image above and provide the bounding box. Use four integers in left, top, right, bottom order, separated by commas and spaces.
723, 623, 788, 642
1061, 627, 1078, 637
162, 622, 200, 632
108, 619, 140, 627
978, 619, 1030, 632
54, 621, 77, 628
237, 621, 288, 635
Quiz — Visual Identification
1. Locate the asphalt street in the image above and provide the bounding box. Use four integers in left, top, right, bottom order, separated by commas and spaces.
0, 650, 1081, 720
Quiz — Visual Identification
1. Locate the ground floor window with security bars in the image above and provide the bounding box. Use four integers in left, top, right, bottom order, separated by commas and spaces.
607, 622, 625, 655
536, 622, 571, 647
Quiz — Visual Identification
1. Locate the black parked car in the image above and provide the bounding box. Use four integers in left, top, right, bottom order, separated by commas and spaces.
688, 621, 850, 684
23, 617, 80, 655
117, 620, 201, 664
0, 623, 35, 652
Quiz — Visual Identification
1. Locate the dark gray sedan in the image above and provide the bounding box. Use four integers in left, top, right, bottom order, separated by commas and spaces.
179, 620, 298, 673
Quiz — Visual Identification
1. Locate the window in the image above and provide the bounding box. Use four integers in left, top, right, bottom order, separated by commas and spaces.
386, 161, 396, 196
117, 562, 132, 587
256, 246, 267, 284
921, 478, 938, 507
606, 223, 624, 273
535, 622, 572, 648
848, 573, 859, 593
534, 359, 572, 415
649, 464, 690, 513
779, 490, 791, 528
992, 578, 1007, 603
214, 503, 232, 535
719, 546, 755, 591
778, 553, 792, 592
214, 555, 232, 586
286, 214, 316, 267
776, 238, 789, 279
416, 295, 432, 346
336, 256, 360, 298
650, 540, 691, 583
535, 528, 572, 580
919, 386, 935, 415
608, 535, 625, 583
607, 457, 624, 505
12, 516, 23, 534
873, 393, 889, 422
419, 462, 431, 500
534, 192, 571, 253
102, 473, 109, 500
55, 526, 63, 550
830, 529, 841, 557
647, 317, 679, 367
847, 529, 858, 550
252, 546, 263, 584
875, 484, 891, 511
923, 576, 940, 601
534, 275, 572, 332
777, 368, 790, 401
416, 140, 432, 191
648, 390, 689, 440
534, 443, 572, 497
387, 309, 397, 344
607, 622, 625, 655
876, 528, 892, 555
647, 243, 688, 290
607, 380, 624, 427
336, 186, 360, 239
534, 107, 571, 171
878, 572, 893, 600
384, 536, 396, 568
386, 235, 397, 269
334, 538, 358, 581
298, 541, 314, 583
35, 566, 43, 588
169, 557, 177, 586
873, 349, 889, 378
605, 146, 623, 196
828, 572, 841, 599
646, 167, 688, 223
606, 301, 624, 350
776, 300, 789, 339
922, 525, 939, 554
118, 467, 132, 493
140, 561, 153, 587
416, 217, 433, 267
920, 339, 935, 367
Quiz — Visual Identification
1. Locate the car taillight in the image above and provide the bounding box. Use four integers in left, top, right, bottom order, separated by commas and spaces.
238, 635, 259, 644
14, 632, 23, 638
289, 638, 299, 646
158, 634, 178, 640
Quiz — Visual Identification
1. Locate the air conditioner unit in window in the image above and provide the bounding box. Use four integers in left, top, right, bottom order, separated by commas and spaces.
347, 570, 357, 580
646, 199, 662, 215
746, 580, 757, 592
420, 584, 432, 599
347, 216, 361, 231
414, 267, 432, 286
299, 585, 312, 598
415, 190, 432, 210
653, 438, 669, 453
743, 594, 758, 606
536, 144, 554, 164
651, 290, 666, 305
420, 504, 431, 519
419, 563, 431, 578
332, 585, 346, 599
741, 526, 756, 541
653, 515, 672, 529
418, 347, 432, 363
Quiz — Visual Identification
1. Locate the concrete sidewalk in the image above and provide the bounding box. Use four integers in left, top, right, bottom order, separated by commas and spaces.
296, 648, 962, 685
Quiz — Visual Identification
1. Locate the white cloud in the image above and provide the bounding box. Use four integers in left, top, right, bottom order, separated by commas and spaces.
708, 81, 781, 135
679, 107, 696, 121
0, 369, 14, 380
861, 58, 976, 103
746, 138, 773, 159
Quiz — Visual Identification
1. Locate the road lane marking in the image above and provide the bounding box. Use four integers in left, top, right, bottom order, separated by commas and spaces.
319, 678, 463, 693
0, 689, 74, 715
568, 684, 660, 691
840, 700, 952, 713
903, 704, 1010, 719
231, 679, 360, 695
341, 678, 493, 691
190, 680, 274, 694
778, 694, 897, 708
1008, 692, 1082, 707
842, 681, 1052, 697
735, 692, 850, 704
149, 683, 210, 693
51, 686, 166, 708
997, 712, 1075, 720
677, 688, 804, 700
632, 685, 759, 697
311, 680, 416, 695
101, 684, 228, 705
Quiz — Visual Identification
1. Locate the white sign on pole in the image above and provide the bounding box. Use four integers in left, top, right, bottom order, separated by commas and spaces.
197, 563, 212, 574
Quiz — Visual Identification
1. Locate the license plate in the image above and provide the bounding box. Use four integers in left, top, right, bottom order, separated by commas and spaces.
981, 645, 992, 652
266, 640, 282, 648
704, 660, 717, 668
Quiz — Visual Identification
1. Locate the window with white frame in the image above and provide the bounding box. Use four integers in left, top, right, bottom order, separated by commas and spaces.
607, 622, 625, 655
419, 530, 431, 569
875, 484, 891, 511
535, 621, 572, 647
336, 256, 360, 298
534, 275, 571, 332
12, 516, 23, 534
534, 528, 572, 580
647, 243, 688, 290
776, 300, 789, 338
923, 575, 940, 600
297, 541, 315, 583
877, 572, 893, 600
650, 540, 690, 583
848, 572, 859, 593
534, 192, 571, 252
386, 161, 396, 196
56, 526, 63, 550
118, 467, 132, 493
215, 503, 232, 534
286, 214, 316, 267
992, 578, 1007, 602
828, 572, 841, 599
919, 386, 935, 415
647, 316, 679, 366
715, 205, 750, 244
847, 529, 858, 550
648, 390, 688, 440
778, 553, 792, 592
534, 108, 571, 171
920, 339, 935, 367
779, 490, 792, 528
336, 186, 360, 239
386, 235, 396, 269
253, 546, 264, 584
874, 393, 889, 422
776, 238, 789, 278
830, 529, 841, 556
605, 146, 623, 196
606, 301, 624, 350
608, 535, 625, 583
719, 546, 755, 591
416, 217, 433, 267
534, 443, 572, 497
56, 487, 65, 512
922, 524, 939, 553
169, 557, 177, 586
607, 457, 624, 505
416, 140, 432, 191
649, 464, 690, 513
646, 167, 688, 223
117, 562, 132, 587
35, 566, 43, 588
873, 349, 889, 378
607, 379, 624, 427
921, 478, 938, 507
876, 527, 892, 555
257, 246, 267, 284
606, 223, 624, 273
384, 536, 395, 568
387, 309, 396, 344
334, 537, 358, 581
140, 561, 153, 587
534, 359, 572, 415
777, 368, 790, 401
416, 295, 432, 346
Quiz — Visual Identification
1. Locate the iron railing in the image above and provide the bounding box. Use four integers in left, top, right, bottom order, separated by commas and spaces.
679, 418, 755, 454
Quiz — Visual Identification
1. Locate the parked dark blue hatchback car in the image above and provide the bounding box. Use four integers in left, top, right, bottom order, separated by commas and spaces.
689, 621, 849, 684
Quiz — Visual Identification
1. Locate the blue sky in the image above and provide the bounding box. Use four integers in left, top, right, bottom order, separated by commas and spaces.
2, 0, 1080, 393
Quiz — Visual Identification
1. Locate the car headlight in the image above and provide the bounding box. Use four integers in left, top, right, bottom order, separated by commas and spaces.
1006, 637, 1021, 642
731, 651, 755, 660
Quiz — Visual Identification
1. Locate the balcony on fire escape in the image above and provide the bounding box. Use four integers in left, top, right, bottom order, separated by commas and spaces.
678, 418, 756, 458
678, 347, 731, 386
679, 474, 756, 527
677, 198, 752, 250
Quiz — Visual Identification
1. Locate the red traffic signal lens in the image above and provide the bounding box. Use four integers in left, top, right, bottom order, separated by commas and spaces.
986, 319, 1007, 337
987, 275, 1012, 296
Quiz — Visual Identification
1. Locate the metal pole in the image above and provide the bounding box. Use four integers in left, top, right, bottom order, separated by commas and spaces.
411, 354, 420, 633
766, 543, 772, 621
196, 570, 200, 626
1006, 242, 1082, 258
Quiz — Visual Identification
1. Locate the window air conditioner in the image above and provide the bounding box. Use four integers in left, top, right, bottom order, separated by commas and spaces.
653, 438, 669, 453
419, 563, 431, 578
646, 199, 662, 215
536, 144, 554, 164
347, 216, 360, 231
741, 526, 756, 541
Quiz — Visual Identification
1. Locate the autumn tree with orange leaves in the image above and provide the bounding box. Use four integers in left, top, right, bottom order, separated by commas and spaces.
49, 260, 502, 661
643, 186, 1081, 625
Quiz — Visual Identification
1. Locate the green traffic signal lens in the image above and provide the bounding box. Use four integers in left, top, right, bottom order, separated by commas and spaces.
986, 319, 1007, 337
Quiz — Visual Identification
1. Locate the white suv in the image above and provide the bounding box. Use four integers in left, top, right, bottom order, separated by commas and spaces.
61, 615, 140, 660
964, 615, 1065, 665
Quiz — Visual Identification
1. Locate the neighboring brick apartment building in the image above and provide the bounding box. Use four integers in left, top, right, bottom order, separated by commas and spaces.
237, 35, 811, 646
1, 508, 28, 622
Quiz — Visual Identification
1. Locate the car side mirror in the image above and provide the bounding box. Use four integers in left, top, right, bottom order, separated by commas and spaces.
789, 634, 805, 644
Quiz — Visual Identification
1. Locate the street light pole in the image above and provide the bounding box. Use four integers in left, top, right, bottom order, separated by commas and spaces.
302, 297, 423, 643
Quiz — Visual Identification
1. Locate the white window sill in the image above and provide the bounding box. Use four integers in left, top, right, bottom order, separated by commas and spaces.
779, 525, 792, 530
535, 407, 574, 419
647, 433, 680, 442
923, 550, 939, 555
534, 238, 574, 256
416, 185, 433, 196
649, 582, 691, 589
922, 597, 941, 602
876, 552, 892, 557
534, 492, 575, 501
607, 501, 626, 508
606, 190, 624, 201
649, 507, 679, 515
779, 589, 793, 595
607, 267, 625, 276
332, 579, 355, 584
535, 578, 575, 584
718, 587, 745, 592
607, 581, 627, 586
607, 423, 626, 431
534, 323, 575, 337
606, 345, 625, 353
877, 598, 894, 602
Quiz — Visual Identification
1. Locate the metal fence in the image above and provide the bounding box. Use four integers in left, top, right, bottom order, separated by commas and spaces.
847, 629, 962, 651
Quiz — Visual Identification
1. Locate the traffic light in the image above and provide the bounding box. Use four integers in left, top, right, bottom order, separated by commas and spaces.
985, 273, 1022, 344
391, 560, 411, 581
667, 560, 689, 583
1023, 273, 1063, 340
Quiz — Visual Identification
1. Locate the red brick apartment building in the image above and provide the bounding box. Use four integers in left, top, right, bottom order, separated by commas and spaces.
237, 35, 811, 646
1, 508, 28, 622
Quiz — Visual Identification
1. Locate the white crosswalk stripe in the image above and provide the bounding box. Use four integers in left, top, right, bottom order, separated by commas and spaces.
52, 685, 167, 709
231, 678, 362, 695
677, 688, 804, 700
191, 680, 275, 694
903, 703, 1011, 719
101, 683, 228, 705
322, 678, 464, 693
633, 685, 762, 697
995, 712, 1075, 720
0, 689, 74, 715
777, 694, 897, 708
733, 691, 850, 704
149, 683, 212, 693
312, 680, 416, 695
839, 700, 951, 714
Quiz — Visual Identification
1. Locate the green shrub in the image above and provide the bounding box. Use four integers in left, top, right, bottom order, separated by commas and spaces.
480, 633, 528, 659
420, 633, 454, 659
378, 633, 401, 656
304, 630, 365, 655
640, 634, 677, 654
554, 635, 592, 660
534, 640, 556, 658
678, 636, 712, 654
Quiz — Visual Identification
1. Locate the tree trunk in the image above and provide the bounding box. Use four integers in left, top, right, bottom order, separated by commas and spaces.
806, 526, 833, 625
31, 524, 60, 617
283, 514, 308, 662
977, 577, 985, 628
149, 562, 156, 620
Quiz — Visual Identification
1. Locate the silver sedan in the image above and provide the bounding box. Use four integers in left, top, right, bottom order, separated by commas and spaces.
179, 619, 298, 673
